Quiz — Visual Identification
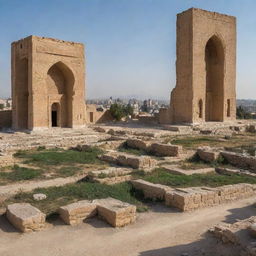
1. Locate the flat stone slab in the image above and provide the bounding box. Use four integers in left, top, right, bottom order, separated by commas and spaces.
93, 197, 136, 227
58, 200, 97, 226
6, 203, 45, 232
161, 165, 215, 175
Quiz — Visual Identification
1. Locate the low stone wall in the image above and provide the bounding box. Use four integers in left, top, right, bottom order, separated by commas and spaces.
131, 179, 256, 212
197, 147, 220, 162
221, 151, 256, 171
126, 138, 149, 151
99, 152, 157, 169
131, 179, 171, 200
125, 138, 182, 157
149, 143, 182, 157
211, 216, 256, 255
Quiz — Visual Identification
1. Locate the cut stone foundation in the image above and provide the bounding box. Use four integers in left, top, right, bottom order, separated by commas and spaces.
131, 179, 256, 212
99, 152, 157, 169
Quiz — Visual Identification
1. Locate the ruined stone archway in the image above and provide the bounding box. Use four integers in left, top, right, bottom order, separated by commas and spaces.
47, 62, 75, 128
205, 35, 225, 121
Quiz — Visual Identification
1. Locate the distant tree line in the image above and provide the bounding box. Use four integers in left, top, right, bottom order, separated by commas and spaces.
236, 106, 253, 119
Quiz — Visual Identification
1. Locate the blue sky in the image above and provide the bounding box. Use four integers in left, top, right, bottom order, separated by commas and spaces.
0, 0, 255, 100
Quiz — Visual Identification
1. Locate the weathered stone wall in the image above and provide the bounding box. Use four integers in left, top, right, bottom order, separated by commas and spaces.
12, 36, 86, 130
221, 151, 256, 171
170, 8, 236, 124
131, 179, 256, 212
86, 104, 113, 123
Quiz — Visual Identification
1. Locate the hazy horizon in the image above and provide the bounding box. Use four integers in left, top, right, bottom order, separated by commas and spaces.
0, 0, 256, 100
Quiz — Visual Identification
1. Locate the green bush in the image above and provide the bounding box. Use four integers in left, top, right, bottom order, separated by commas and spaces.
109, 103, 134, 121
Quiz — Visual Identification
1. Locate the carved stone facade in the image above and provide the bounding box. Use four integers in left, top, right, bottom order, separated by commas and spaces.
169, 8, 236, 124
11, 36, 86, 130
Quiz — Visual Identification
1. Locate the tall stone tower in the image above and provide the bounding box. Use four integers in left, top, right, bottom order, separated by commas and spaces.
11, 36, 86, 130
170, 8, 236, 124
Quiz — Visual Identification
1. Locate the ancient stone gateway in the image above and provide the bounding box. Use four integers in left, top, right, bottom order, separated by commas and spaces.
11, 36, 86, 130
169, 8, 236, 124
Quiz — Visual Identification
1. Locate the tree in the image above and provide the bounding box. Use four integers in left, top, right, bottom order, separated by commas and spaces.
109, 103, 134, 121
236, 106, 252, 119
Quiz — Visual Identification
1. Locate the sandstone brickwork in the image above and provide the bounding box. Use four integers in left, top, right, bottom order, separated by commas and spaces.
12, 36, 86, 130
220, 151, 256, 171
211, 216, 256, 255
169, 8, 236, 124
131, 179, 256, 212
6, 203, 45, 232
99, 152, 157, 169
149, 143, 182, 157
58, 200, 97, 225
131, 179, 172, 200
197, 147, 220, 162
93, 197, 136, 227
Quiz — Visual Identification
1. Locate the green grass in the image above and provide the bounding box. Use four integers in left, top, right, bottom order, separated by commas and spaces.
14, 147, 104, 166
0, 165, 42, 182
170, 136, 221, 149
134, 168, 256, 188
7, 182, 148, 215
56, 166, 81, 177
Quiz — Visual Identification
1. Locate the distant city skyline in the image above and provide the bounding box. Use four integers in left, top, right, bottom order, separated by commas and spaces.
0, 0, 256, 99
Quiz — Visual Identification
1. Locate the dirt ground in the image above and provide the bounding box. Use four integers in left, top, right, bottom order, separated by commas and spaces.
1, 197, 255, 256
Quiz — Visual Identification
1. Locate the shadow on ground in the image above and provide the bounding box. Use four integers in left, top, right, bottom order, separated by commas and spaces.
139, 233, 241, 256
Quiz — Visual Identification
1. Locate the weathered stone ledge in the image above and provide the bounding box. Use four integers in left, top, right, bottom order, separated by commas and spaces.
131, 179, 256, 212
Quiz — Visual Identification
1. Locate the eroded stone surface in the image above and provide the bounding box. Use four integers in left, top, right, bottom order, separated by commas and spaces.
131, 179, 172, 200
149, 143, 182, 157
99, 152, 157, 169
58, 200, 97, 226
6, 203, 45, 232
93, 197, 136, 227
197, 147, 220, 162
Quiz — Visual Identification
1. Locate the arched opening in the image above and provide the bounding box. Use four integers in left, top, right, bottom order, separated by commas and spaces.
198, 99, 203, 118
17, 58, 29, 129
47, 62, 74, 127
205, 35, 224, 121
51, 103, 59, 127
227, 99, 231, 117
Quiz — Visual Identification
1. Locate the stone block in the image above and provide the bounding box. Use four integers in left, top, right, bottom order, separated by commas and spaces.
149, 143, 182, 157
6, 203, 45, 232
220, 151, 256, 170
94, 197, 136, 227
197, 147, 220, 162
58, 200, 97, 226
131, 179, 171, 200
126, 138, 149, 151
